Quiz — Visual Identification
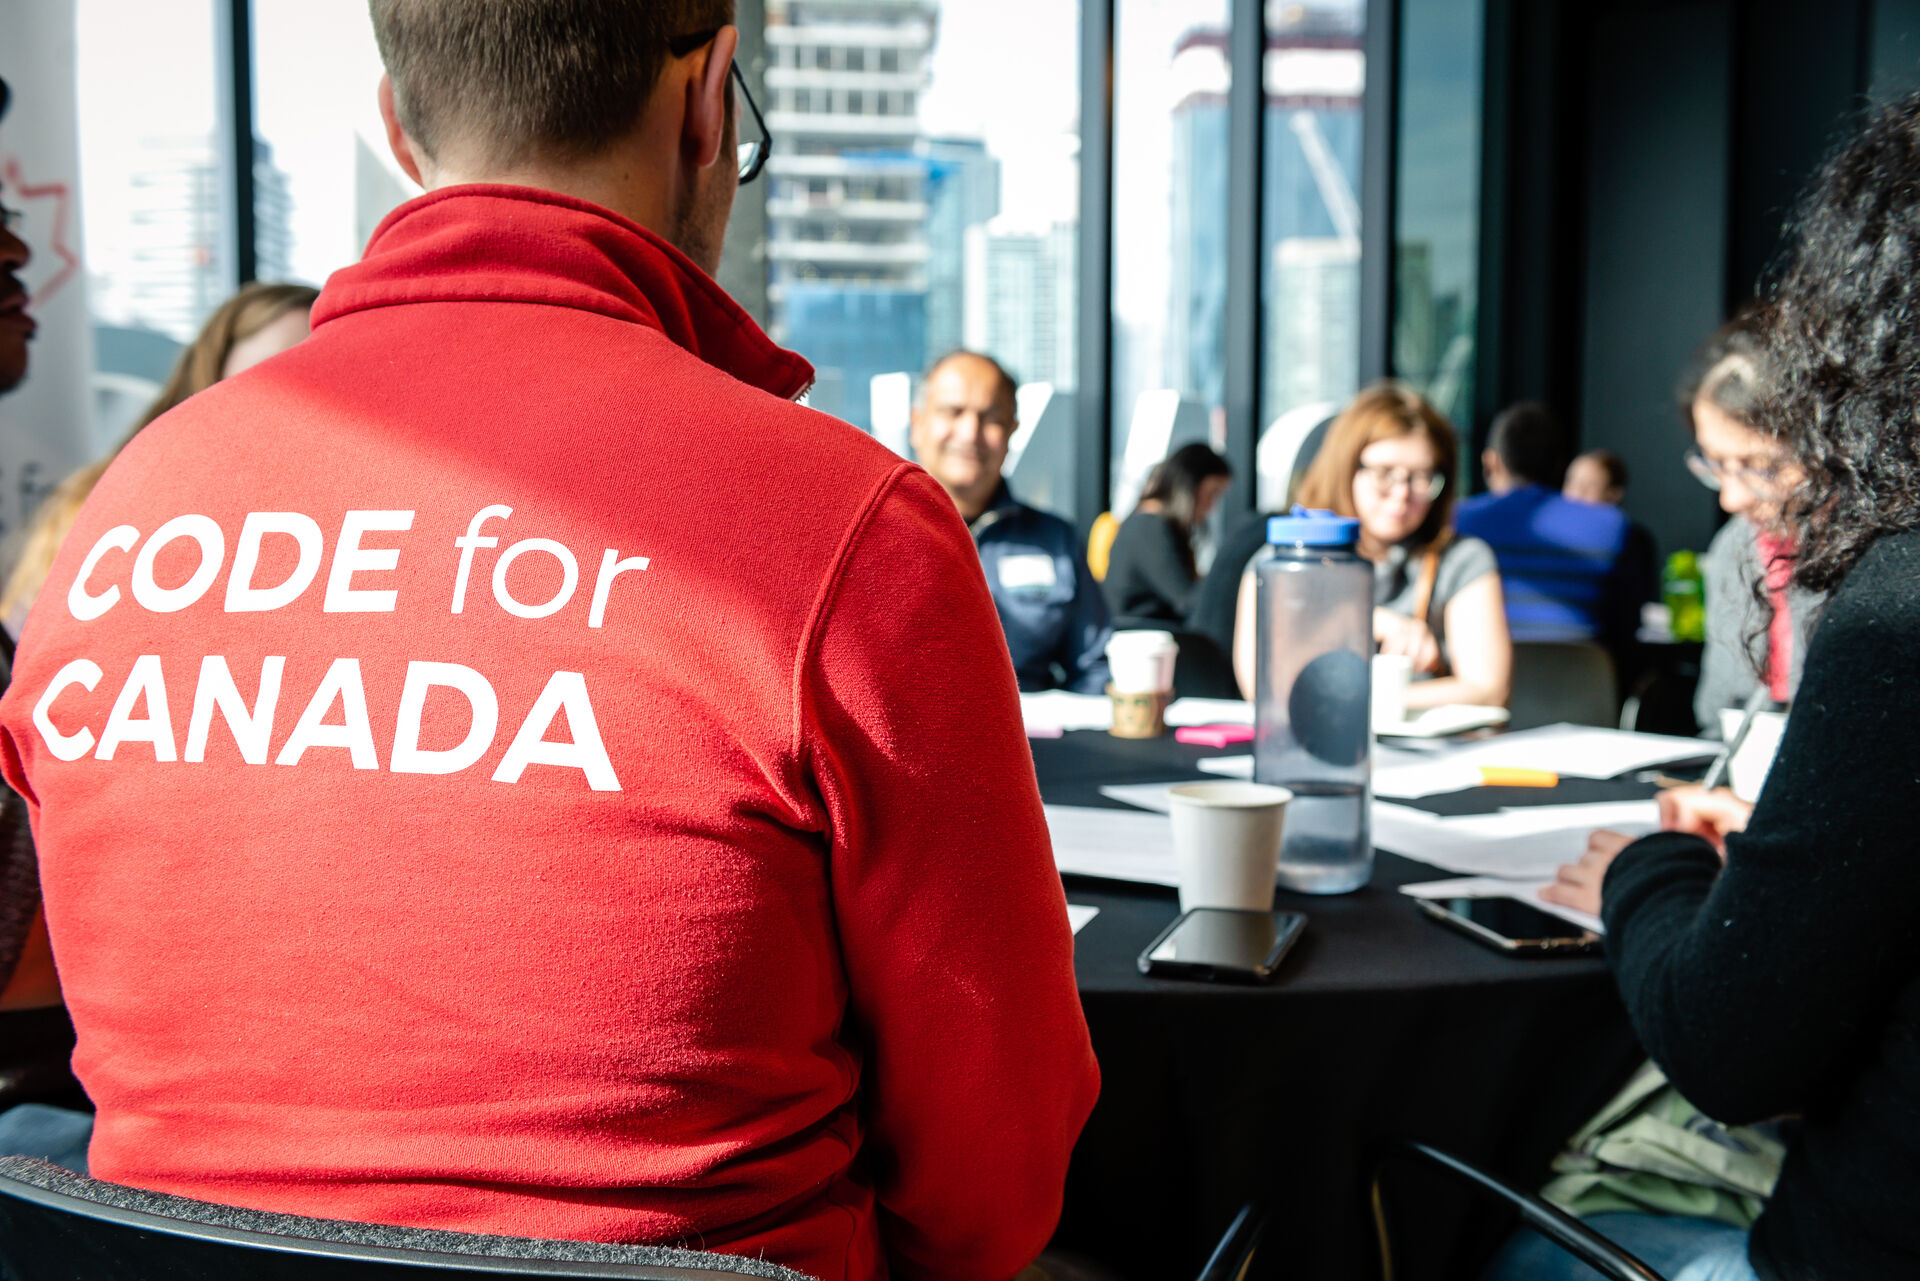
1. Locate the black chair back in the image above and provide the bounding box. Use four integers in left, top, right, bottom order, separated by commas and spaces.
0, 1157, 812, 1280
1508, 642, 1620, 731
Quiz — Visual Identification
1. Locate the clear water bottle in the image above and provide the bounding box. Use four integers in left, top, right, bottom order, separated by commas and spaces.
1252, 508, 1374, 894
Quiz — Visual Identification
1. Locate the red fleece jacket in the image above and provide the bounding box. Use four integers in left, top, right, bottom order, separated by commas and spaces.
0, 187, 1098, 1281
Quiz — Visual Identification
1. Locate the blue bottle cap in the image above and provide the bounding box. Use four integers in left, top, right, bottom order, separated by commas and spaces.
1267, 506, 1360, 547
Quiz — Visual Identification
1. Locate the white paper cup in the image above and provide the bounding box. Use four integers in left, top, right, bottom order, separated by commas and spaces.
1372, 653, 1413, 726
1107, 629, 1179, 694
1167, 781, 1293, 912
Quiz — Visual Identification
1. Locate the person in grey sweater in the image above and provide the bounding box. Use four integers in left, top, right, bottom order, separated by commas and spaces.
1677, 309, 1821, 736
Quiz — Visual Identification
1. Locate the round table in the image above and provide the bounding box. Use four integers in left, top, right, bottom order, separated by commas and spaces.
1036, 730, 1645, 1281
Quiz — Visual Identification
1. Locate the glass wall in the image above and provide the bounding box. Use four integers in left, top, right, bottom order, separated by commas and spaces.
254, 3, 416, 291
75, 0, 223, 447
1109, 0, 1230, 518
763, 0, 1082, 501
1259, 0, 1366, 508
1393, 0, 1482, 439
58, 0, 1412, 533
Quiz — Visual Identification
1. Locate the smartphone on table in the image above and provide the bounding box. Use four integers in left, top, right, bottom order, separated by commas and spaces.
1415, 895, 1601, 956
1137, 908, 1307, 983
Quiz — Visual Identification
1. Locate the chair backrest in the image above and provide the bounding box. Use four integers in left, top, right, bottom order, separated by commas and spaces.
1087, 511, 1120, 582
1508, 642, 1619, 732
1187, 511, 1273, 658
0, 1157, 814, 1281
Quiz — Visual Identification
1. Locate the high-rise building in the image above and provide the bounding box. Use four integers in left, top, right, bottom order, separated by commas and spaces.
90, 134, 294, 342
964, 217, 1076, 392
764, 0, 939, 429
1167, 6, 1364, 427
922, 137, 1000, 362
252, 138, 294, 286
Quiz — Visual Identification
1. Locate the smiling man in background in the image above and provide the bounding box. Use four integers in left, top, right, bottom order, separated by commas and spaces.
911, 349, 1110, 692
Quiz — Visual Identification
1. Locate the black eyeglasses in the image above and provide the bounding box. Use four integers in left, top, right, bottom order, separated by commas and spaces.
670, 30, 771, 184
1683, 446, 1785, 494
0, 202, 21, 235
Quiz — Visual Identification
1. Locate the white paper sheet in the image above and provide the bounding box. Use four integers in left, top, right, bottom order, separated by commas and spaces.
1372, 799, 1659, 880
1433, 724, 1714, 778
1197, 749, 1448, 782
1021, 691, 1115, 733
1165, 698, 1254, 726
1371, 725, 1714, 798
1197, 755, 1254, 778
1097, 782, 1181, 813
1067, 904, 1101, 934
1020, 692, 1257, 735
1044, 804, 1180, 886
1398, 877, 1605, 935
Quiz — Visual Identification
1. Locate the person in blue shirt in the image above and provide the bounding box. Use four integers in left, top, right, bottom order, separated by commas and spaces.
1455, 402, 1653, 659
909, 350, 1110, 693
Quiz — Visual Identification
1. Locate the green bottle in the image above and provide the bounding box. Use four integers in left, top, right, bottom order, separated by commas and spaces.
1663, 550, 1706, 643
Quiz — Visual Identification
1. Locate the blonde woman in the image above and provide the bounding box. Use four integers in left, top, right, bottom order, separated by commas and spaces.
0, 281, 318, 634
1234, 382, 1512, 708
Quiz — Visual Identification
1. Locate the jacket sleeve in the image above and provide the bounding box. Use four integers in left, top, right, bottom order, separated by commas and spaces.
1057, 538, 1113, 695
799, 466, 1100, 1281
1603, 543, 1920, 1124
1694, 521, 1758, 736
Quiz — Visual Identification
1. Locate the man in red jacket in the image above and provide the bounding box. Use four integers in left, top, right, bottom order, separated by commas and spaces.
0, 5, 1099, 1280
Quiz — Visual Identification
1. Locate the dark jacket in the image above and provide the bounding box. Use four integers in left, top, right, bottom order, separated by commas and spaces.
970, 484, 1111, 693
1102, 510, 1198, 627
1603, 529, 1920, 1281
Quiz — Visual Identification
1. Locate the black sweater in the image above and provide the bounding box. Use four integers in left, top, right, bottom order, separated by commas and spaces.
1603, 529, 1920, 1281
1103, 511, 1197, 626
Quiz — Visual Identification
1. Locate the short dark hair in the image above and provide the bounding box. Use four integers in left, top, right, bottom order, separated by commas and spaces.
369, 0, 734, 168
1487, 401, 1568, 487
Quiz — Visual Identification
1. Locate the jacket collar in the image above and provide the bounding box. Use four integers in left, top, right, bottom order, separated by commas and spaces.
967, 480, 1026, 537
312, 185, 814, 401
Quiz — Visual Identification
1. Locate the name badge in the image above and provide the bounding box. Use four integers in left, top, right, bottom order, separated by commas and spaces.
998, 553, 1059, 593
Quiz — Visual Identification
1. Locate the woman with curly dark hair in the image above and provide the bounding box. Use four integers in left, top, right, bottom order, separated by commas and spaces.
1510, 94, 1920, 1281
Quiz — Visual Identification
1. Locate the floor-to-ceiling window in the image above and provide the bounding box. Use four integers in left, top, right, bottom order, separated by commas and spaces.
1393, 0, 1483, 442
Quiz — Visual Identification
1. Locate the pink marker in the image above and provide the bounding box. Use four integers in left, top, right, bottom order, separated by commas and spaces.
1175, 724, 1255, 749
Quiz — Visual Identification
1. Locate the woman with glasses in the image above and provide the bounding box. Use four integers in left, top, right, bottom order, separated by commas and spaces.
1233, 381, 1512, 709
1680, 307, 1820, 735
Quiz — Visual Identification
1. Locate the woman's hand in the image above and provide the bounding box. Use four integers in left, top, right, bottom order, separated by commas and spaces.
1540, 829, 1636, 918
1657, 784, 1753, 857
1374, 608, 1442, 675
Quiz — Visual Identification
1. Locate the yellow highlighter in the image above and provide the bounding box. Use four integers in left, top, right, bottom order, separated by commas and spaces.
1478, 767, 1560, 788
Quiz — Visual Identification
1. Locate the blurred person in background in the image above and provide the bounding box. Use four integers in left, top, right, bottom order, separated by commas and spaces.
1234, 382, 1511, 709
1563, 448, 1629, 506
1456, 401, 1653, 668
0, 70, 91, 1176
0, 281, 317, 636
1102, 442, 1231, 629
911, 348, 1110, 692
1679, 307, 1819, 734
0, 281, 315, 1171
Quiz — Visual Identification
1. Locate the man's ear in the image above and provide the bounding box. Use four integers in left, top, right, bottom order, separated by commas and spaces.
683, 26, 739, 170
1481, 447, 1502, 478
378, 74, 428, 188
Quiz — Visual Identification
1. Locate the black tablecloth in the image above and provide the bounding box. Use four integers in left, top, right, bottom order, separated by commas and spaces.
1037, 731, 1645, 1281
